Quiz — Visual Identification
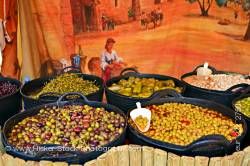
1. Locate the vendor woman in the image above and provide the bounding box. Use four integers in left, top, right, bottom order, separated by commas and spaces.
100, 38, 123, 82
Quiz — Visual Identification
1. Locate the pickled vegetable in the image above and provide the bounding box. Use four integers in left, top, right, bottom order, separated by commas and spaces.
130, 103, 243, 146
235, 97, 250, 117
185, 74, 250, 91
109, 77, 182, 98
8, 105, 125, 151
32, 73, 99, 98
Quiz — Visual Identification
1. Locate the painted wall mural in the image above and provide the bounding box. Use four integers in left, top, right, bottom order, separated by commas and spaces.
0, 0, 249, 80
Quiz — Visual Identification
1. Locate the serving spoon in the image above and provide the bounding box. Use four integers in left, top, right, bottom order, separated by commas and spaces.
197, 62, 212, 76
130, 102, 151, 133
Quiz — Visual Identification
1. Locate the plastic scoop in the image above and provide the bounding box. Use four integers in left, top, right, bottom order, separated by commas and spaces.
197, 62, 212, 76
130, 102, 151, 132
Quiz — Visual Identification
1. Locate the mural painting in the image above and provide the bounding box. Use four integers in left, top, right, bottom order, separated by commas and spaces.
0, 0, 249, 80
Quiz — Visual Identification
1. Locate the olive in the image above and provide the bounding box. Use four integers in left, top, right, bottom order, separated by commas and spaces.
32, 73, 99, 99
0, 82, 17, 97
104, 128, 110, 133
118, 128, 123, 134
8, 105, 125, 152
84, 115, 91, 120
83, 122, 90, 129
62, 137, 70, 142
26, 122, 32, 127
28, 133, 34, 139
235, 97, 250, 118
73, 127, 81, 133
114, 123, 120, 128
45, 133, 52, 140
114, 133, 120, 138
94, 129, 100, 135
100, 132, 108, 140
36, 123, 44, 128
87, 127, 93, 132
71, 116, 76, 121
130, 103, 243, 146
89, 132, 95, 137
134, 115, 148, 130
120, 123, 125, 127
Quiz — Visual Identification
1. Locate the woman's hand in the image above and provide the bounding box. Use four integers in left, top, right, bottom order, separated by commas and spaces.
107, 63, 115, 69
121, 62, 127, 66
115, 61, 127, 67
106, 62, 127, 71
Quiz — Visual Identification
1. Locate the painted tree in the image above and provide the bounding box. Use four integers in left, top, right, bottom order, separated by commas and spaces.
187, 0, 250, 40
187, 0, 216, 16
220, 0, 250, 40
239, 0, 250, 40
187, 0, 239, 16
132, 0, 141, 20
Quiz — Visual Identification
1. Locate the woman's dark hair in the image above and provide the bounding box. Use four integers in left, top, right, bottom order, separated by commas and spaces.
105, 38, 115, 49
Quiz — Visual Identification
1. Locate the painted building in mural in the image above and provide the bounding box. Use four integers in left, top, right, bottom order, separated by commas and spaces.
70, 0, 164, 34
141, 0, 163, 8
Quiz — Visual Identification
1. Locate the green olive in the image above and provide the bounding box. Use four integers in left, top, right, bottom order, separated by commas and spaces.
8, 105, 125, 152
130, 103, 243, 146
235, 97, 250, 117
32, 73, 99, 98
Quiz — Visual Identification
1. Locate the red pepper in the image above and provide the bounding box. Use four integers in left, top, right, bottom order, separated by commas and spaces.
82, 119, 90, 123
83, 122, 90, 129
74, 127, 82, 133
230, 131, 239, 137
45, 132, 52, 140
180, 118, 190, 125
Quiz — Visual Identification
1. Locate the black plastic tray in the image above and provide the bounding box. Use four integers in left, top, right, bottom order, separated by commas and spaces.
21, 73, 104, 109
105, 68, 186, 112
181, 64, 250, 107
2, 92, 127, 164
128, 90, 247, 157
0, 77, 22, 126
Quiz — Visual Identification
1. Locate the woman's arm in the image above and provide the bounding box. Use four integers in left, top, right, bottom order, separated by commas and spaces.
113, 51, 123, 62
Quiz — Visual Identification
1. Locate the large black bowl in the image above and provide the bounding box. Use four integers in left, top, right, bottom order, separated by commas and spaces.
105, 68, 186, 112
0, 77, 22, 126
21, 73, 104, 109
2, 92, 127, 164
128, 90, 247, 157
181, 64, 250, 107
232, 89, 250, 147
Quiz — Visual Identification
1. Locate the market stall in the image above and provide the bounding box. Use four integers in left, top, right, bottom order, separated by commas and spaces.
0, 63, 249, 165
1, 0, 250, 165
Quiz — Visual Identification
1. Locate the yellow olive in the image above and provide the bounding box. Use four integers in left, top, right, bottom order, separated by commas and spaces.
130, 103, 243, 146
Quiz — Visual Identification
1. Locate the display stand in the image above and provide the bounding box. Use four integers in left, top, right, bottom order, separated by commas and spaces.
0, 144, 250, 166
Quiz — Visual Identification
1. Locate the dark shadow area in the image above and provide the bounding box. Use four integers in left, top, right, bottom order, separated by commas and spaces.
216, 31, 247, 41
184, 13, 248, 26
184, 13, 220, 20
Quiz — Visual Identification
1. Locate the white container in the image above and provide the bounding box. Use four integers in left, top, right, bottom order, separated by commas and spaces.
197, 62, 212, 76
130, 102, 151, 132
